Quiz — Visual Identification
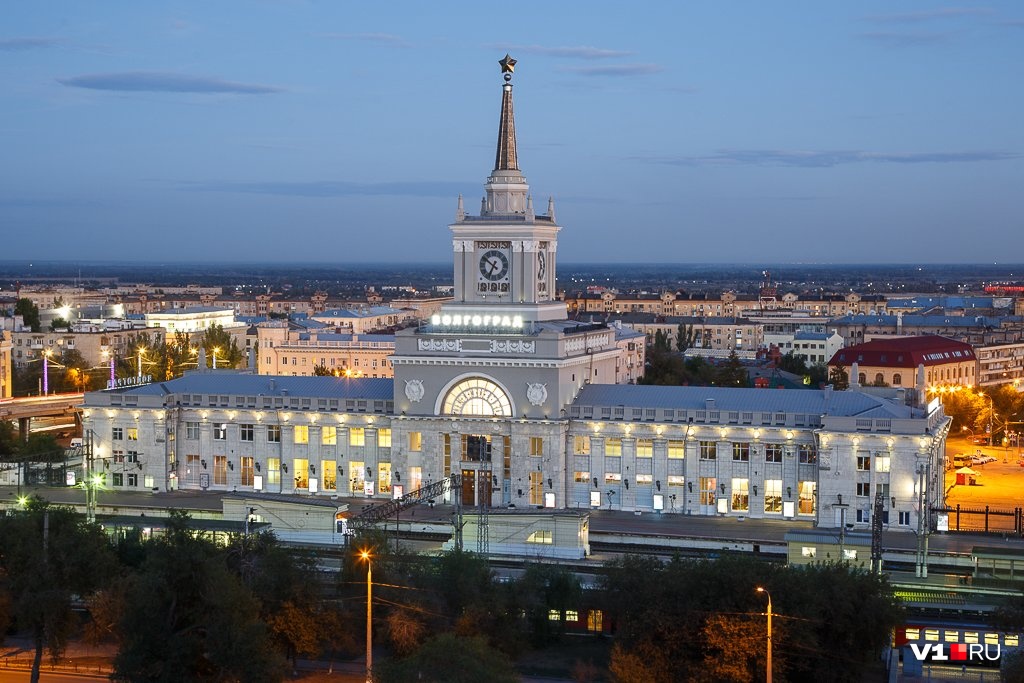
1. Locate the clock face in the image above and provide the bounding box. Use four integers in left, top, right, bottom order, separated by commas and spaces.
479, 249, 510, 281
537, 251, 546, 280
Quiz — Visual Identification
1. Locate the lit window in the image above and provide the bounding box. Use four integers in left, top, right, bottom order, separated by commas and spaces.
378, 428, 392, 448
548, 609, 561, 621
801, 546, 816, 558
635, 474, 652, 485
573, 435, 590, 455
842, 549, 857, 560
667, 440, 685, 458
573, 471, 590, 483
875, 456, 891, 473
667, 475, 684, 487
605, 438, 622, 456
322, 426, 337, 445
350, 427, 365, 446
409, 432, 422, 451
731, 478, 749, 511
527, 530, 553, 544
565, 610, 579, 621
127, 428, 138, 441
636, 439, 653, 457
530, 437, 543, 456
294, 425, 309, 444
604, 472, 622, 484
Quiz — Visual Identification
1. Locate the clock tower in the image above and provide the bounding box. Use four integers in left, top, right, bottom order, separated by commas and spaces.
449, 54, 564, 323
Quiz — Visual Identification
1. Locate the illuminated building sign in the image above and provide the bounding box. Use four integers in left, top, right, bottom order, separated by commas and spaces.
431, 313, 524, 328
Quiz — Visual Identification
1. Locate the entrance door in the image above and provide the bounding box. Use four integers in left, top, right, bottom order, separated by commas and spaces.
461, 469, 476, 506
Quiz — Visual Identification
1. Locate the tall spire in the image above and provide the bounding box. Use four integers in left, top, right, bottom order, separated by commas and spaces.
494, 54, 519, 171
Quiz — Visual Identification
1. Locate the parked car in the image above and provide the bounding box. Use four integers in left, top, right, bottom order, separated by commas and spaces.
970, 437, 988, 445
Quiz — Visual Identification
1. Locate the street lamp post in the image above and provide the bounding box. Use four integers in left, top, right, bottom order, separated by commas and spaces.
42, 349, 50, 395
361, 550, 372, 683
137, 347, 144, 381
980, 392, 994, 446
756, 586, 772, 683
212, 347, 220, 369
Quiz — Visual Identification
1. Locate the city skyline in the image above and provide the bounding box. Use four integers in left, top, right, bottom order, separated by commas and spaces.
2, 2, 1022, 264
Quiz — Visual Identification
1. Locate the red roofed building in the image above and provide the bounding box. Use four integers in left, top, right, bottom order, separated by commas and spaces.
828, 335, 976, 388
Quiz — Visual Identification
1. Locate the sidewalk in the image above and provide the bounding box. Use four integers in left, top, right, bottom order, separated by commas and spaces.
0, 637, 115, 676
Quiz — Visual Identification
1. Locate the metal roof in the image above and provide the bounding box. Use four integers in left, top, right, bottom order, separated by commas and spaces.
571, 384, 912, 418
97, 371, 394, 401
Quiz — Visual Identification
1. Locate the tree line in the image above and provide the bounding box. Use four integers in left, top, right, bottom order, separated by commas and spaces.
0, 501, 905, 682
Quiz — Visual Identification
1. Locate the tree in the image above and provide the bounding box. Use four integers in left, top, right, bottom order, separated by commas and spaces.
201, 323, 244, 369
714, 351, 748, 387
517, 564, 583, 646
312, 362, 333, 376
675, 323, 695, 352
652, 329, 671, 352
14, 298, 41, 332
374, 633, 518, 683
112, 512, 287, 682
828, 365, 849, 390
0, 497, 116, 683
0, 420, 19, 456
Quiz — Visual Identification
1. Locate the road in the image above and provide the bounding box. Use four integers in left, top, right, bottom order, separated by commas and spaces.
0, 670, 106, 682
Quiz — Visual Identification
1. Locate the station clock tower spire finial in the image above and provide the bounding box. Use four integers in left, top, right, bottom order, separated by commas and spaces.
495, 54, 519, 172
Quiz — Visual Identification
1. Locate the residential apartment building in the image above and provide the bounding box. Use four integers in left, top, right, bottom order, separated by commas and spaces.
257, 322, 396, 378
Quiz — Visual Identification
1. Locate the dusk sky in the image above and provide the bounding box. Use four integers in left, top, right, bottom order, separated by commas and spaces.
2, 2, 1022, 265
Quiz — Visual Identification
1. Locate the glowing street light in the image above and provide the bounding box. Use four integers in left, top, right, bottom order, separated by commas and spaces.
756, 587, 773, 683
42, 348, 51, 395
360, 549, 373, 683
979, 391, 994, 446
137, 347, 145, 380
212, 347, 221, 369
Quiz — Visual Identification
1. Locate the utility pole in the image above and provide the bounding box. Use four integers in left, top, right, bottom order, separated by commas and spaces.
85, 430, 96, 524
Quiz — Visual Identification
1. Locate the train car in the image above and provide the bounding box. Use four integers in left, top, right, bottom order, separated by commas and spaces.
896, 621, 1020, 668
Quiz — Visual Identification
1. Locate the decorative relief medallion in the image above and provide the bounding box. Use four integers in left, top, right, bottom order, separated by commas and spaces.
819, 448, 832, 470
404, 380, 425, 403
491, 339, 535, 354
418, 339, 461, 352
526, 383, 548, 406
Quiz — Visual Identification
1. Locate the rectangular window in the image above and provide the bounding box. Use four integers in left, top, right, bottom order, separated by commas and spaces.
127, 474, 137, 487
240, 424, 254, 442
573, 471, 591, 483
798, 445, 817, 464
801, 546, 817, 558
378, 462, 392, 494
240, 456, 254, 486
529, 472, 544, 506
112, 427, 123, 441
636, 439, 653, 457
604, 472, 621, 484
573, 435, 591, 455
186, 422, 199, 440
212, 424, 227, 440
214, 455, 227, 485
856, 482, 870, 497
699, 476, 717, 506
322, 460, 337, 491
350, 461, 365, 493
267, 425, 281, 443
409, 432, 423, 451
409, 467, 422, 491
764, 479, 782, 512
587, 610, 604, 633
765, 444, 783, 463
635, 473, 653, 485
700, 441, 717, 460
605, 438, 622, 456
732, 443, 750, 462
293, 458, 309, 489
526, 529, 553, 544
127, 428, 138, 441
856, 453, 870, 471
443, 435, 451, 475
798, 481, 816, 515
294, 425, 309, 444
378, 429, 392, 448
898, 511, 910, 526
667, 475, 685, 487
113, 473, 123, 486
875, 455, 891, 473
322, 426, 337, 446
349, 427, 365, 446
267, 457, 281, 485
667, 440, 685, 458
529, 436, 544, 456
127, 451, 139, 463
731, 478, 749, 511
113, 450, 125, 463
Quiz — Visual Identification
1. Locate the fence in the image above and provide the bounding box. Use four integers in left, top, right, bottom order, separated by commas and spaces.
932, 504, 1023, 535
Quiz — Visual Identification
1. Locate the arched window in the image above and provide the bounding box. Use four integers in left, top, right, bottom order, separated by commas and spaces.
875, 373, 885, 385
892, 373, 902, 386
858, 373, 866, 385
441, 377, 513, 417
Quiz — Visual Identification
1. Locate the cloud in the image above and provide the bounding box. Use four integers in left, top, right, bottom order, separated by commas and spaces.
179, 179, 469, 198
318, 32, 409, 46
864, 7, 993, 23
558, 63, 663, 77
858, 30, 956, 47
57, 72, 283, 94
485, 44, 633, 60
0, 37, 61, 51
639, 149, 1021, 168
